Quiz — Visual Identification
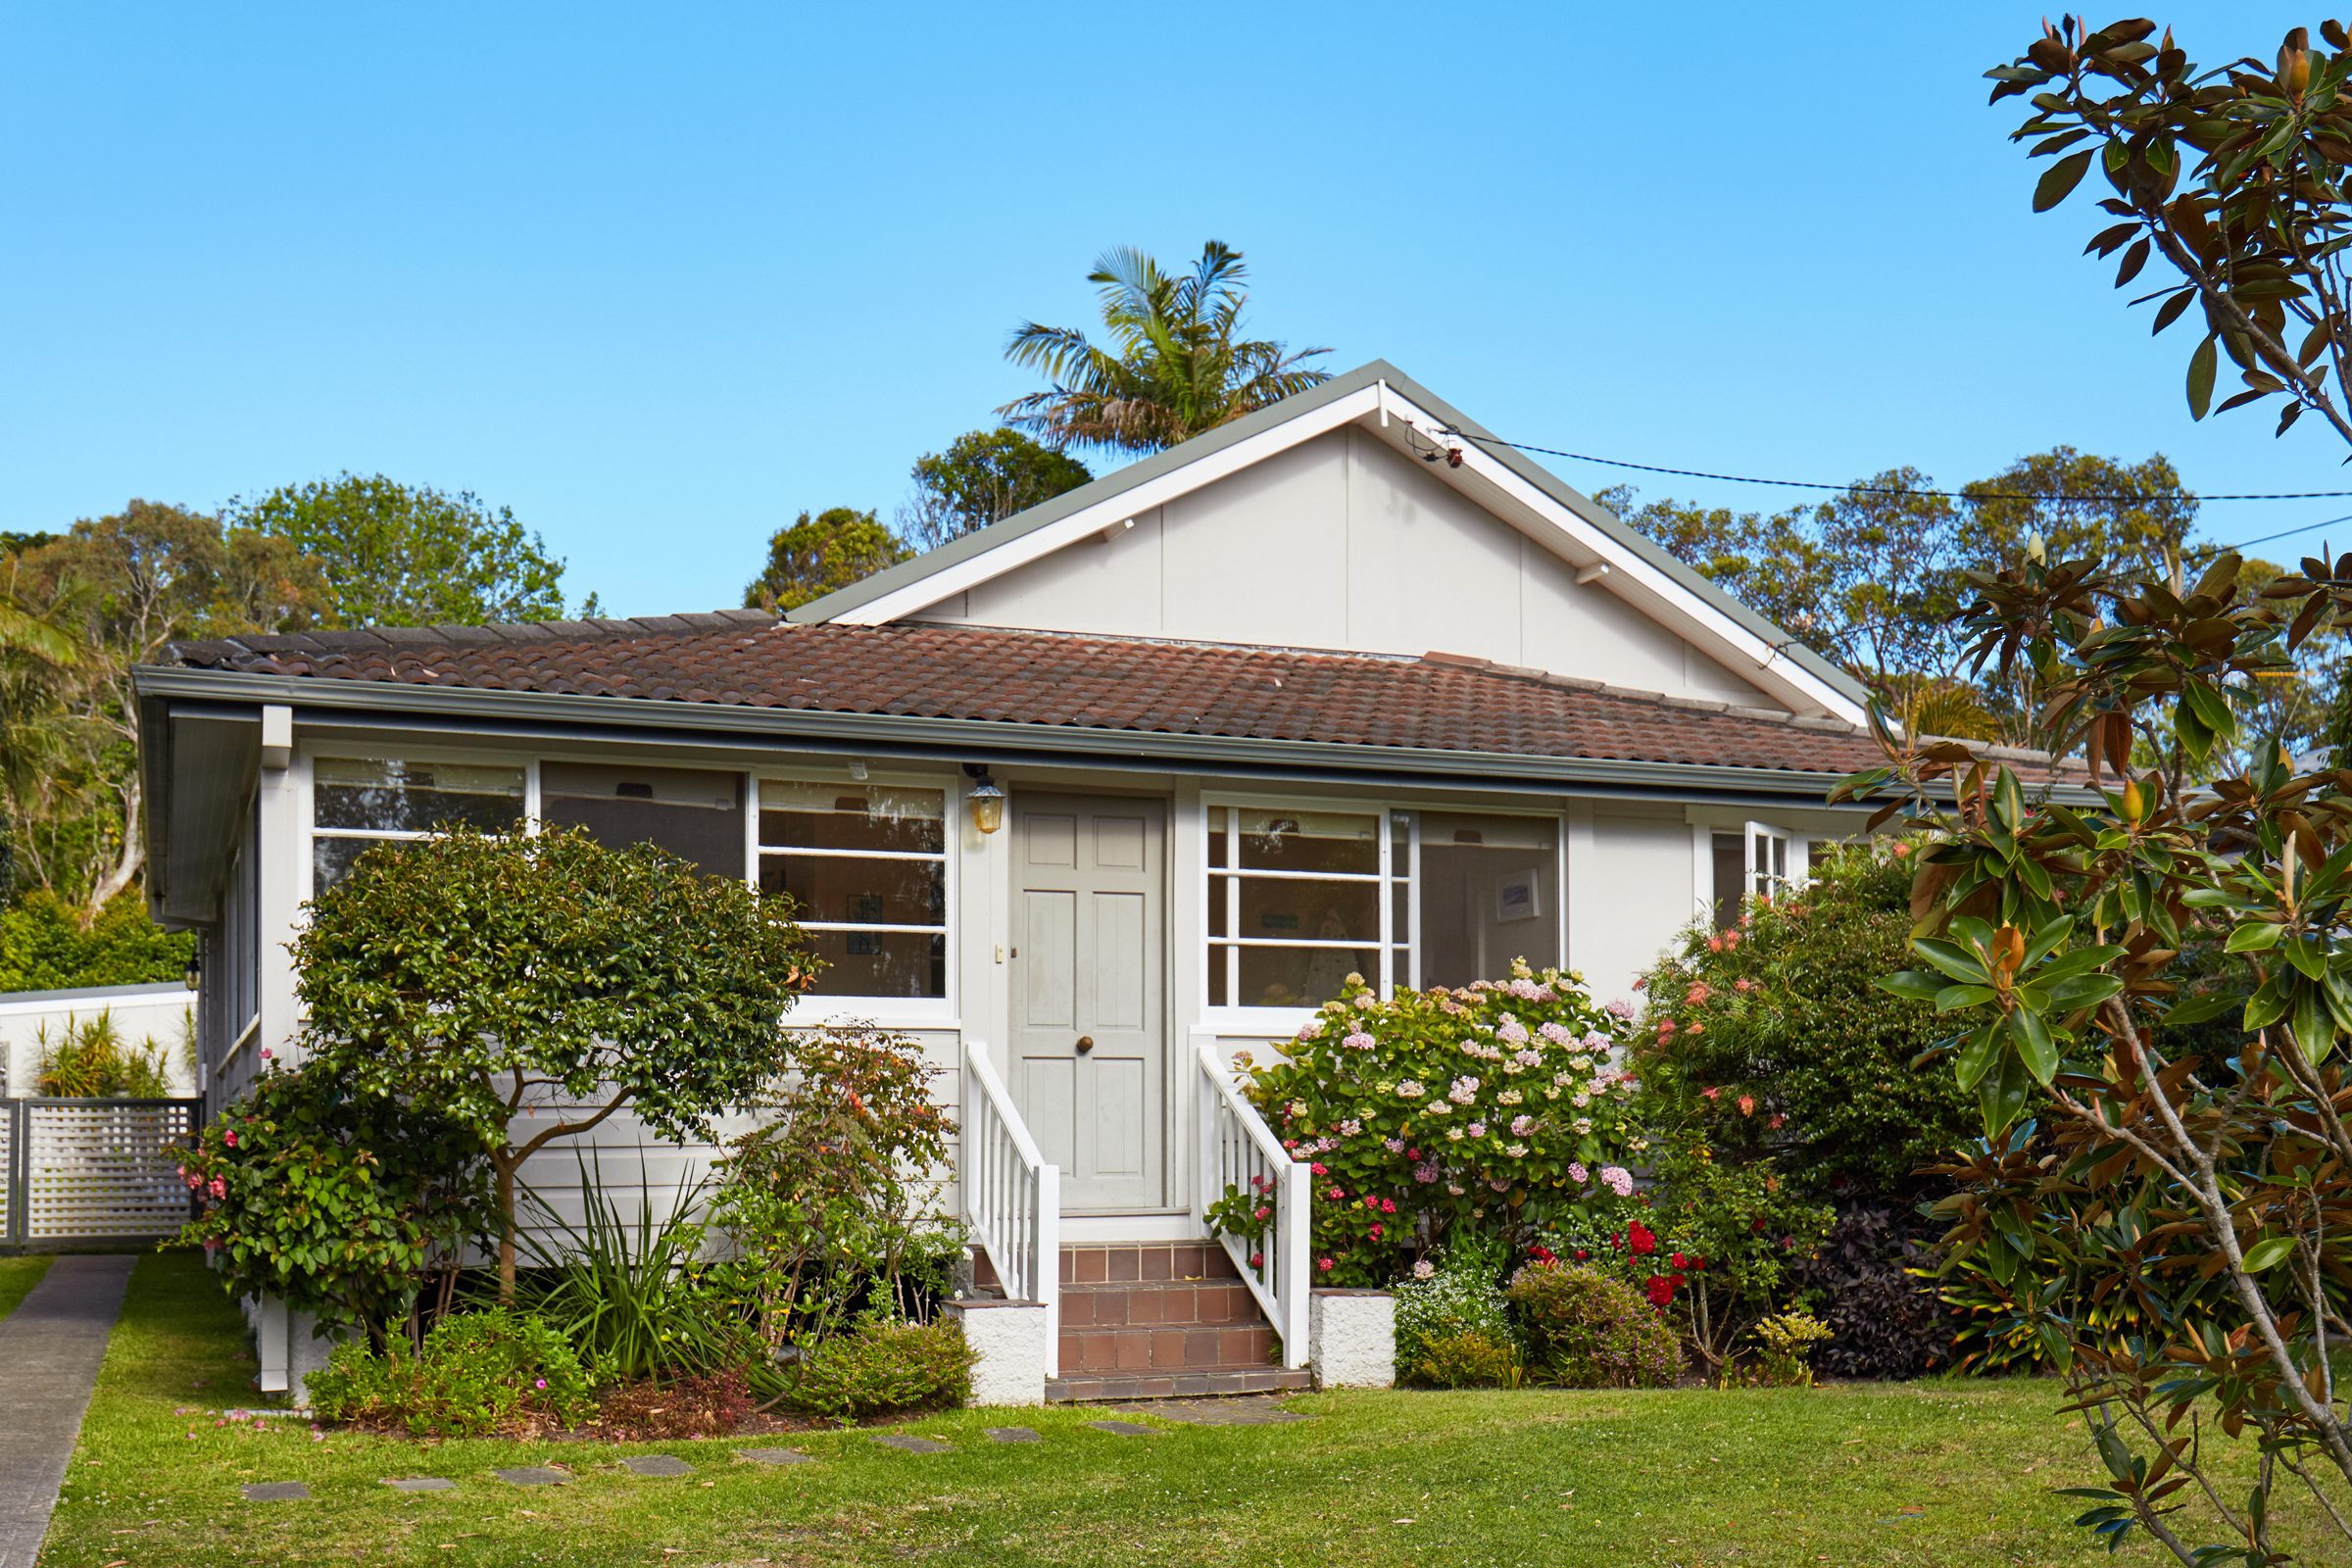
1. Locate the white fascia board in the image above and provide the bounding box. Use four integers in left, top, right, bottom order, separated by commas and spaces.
829, 384, 1387, 626
1380, 393, 1868, 726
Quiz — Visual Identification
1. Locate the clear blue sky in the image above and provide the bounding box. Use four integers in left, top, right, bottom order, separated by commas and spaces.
1, 3, 2336, 617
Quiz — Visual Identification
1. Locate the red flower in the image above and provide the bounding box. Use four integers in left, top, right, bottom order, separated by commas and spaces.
1670, 1252, 1690, 1271
1574, 1249, 1590, 1260
1317, 1256, 1335, 1272
1249, 1252, 1263, 1269
1381, 1199, 1396, 1214
1529, 1245, 1555, 1263
1751, 1216, 1767, 1233
1627, 1220, 1658, 1256
1645, 1275, 1675, 1307
1369, 1223, 1385, 1241
1310, 1162, 1328, 1177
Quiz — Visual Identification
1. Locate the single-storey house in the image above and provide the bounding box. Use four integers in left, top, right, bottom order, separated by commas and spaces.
136, 361, 1925, 1398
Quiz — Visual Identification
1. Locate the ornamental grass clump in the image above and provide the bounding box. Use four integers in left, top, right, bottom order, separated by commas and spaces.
1227, 961, 1639, 1284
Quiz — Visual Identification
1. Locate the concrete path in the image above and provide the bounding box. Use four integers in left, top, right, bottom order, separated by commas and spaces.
0, 1255, 134, 1568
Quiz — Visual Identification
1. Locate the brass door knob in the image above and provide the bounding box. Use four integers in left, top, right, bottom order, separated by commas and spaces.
1075, 1035, 1096, 1054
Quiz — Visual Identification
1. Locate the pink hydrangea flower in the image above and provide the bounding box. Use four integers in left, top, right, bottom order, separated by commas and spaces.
1600, 1165, 1635, 1198
1447, 1076, 1480, 1105
1466, 1122, 1487, 1139
1567, 1161, 1590, 1184
222, 1130, 237, 1149
1342, 1030, 1376, 1052
1411, 1258, 1436, 1281
1413, 1162, 1440, 1184
1384, 1137, 1405, 1154
1606, 997, 1636, 1019
1310, 1162, 1327, 1177
1496, 1016, 1531, 1047
1510, 1115, 1535, 1136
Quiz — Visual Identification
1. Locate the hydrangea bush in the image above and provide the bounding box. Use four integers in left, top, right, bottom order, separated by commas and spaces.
1226, 961, 1640, 1286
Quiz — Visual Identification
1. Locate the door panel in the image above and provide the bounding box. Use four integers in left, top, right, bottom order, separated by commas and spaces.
1008, 793, 1167, 1212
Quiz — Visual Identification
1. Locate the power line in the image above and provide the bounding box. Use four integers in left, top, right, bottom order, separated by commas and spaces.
1439, 427, 2352, 505
2190, 512, 2352, 558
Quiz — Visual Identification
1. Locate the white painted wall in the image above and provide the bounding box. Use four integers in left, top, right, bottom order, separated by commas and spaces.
0, 983, 197, 1099
921, 427, 1774, 708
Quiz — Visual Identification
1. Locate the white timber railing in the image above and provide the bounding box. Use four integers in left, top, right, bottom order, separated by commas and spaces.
961, 1039, 1060, 1375
1194, 1043, 1311, 1369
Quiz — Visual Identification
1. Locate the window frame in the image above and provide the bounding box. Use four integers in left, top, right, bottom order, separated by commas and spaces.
1692, 813, 1812, 931
297, 744, 959, 1025
1200, 792, 1568, 1029
751, 769, 957, 1024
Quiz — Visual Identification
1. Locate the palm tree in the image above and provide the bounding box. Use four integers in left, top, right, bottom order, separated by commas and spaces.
998, 241, 1332, 455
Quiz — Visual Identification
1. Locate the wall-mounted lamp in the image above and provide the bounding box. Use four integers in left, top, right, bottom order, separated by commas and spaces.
965, 769, 1005, 835
183, 953, 203, 993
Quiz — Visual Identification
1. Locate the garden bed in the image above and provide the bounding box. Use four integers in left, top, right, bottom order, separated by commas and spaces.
46, 1251, 2322, 1567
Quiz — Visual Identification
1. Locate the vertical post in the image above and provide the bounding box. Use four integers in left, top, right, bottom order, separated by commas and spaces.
1194, 1048, 1217, 1231
8, 1099, 26, 1248
1035, 1163, 1060, 1378
1279, 1157, 1312, 1370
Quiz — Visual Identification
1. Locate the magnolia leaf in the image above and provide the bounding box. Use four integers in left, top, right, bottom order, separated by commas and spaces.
1912, 937, 1991, 985
2011, 1006, 2060, 1086
2242, 1236, 2298, 1272
1956, 1019, 2003, 1093
2034, 149, 2095, 211
2188, 335, 2219, 418
1936, 983, 2000, 1012
1877, 970, 1945, 1004
2226, 921, 2283, 953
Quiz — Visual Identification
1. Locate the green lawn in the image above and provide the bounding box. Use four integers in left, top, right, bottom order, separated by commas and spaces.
0, 1252, 53, 1322
36, 1253, 2239, 1568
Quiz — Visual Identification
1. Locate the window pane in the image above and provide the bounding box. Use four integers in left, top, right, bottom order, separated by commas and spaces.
313, 835, 394, 891
760, 855, 944, 926
1215, 873, 1379, 944
1416, 812, 1561, 990
806, 929, 946, 999
314, 758, 523, 834
1237, 809, 1378, 875
541, 761, 745, 877
759, 781, 945, 855
1220, 944, 1373, 1009
1712, 832, 1746, 931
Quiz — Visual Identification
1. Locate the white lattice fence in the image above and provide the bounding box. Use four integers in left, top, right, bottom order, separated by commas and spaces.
8, 1099, 200, 1244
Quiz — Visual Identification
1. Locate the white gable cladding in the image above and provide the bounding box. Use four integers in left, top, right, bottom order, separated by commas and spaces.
913, 427, 1775, 708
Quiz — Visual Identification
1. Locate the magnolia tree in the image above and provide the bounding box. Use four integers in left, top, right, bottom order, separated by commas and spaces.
1844, 541, 2352, 1562
293, 825, 816, 1298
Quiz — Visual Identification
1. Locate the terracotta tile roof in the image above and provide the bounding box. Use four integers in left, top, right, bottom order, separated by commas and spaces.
161, 612, 1908, 778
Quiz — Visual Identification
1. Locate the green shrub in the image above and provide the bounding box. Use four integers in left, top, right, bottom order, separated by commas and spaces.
307, 1308, 598, 1436
1407, 1329, 1523, 1389
1744, 1309, 1833, 1388
1634, 846, 1976, 1201
712, 1024, 963, 1354
176, 1063, 496, 1338
769, 1315, 973, 1422
33, 1010, 172, 1097
1505, 1261, 1683, 1389
1228, 962, 1640, 1285
1393, 1236, 1520, 1387
0, 888, 194, 992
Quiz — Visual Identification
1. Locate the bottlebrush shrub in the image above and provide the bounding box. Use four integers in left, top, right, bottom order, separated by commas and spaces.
1229, 962, 1640, 1285
1505, 1261, 1683, 1389
307, 1308, 598, 1437
1634, 846, 1979, 1203
175, 1062, 496, 1340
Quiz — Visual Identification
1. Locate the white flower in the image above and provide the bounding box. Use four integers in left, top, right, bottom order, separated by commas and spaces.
1446, 1128, 1465, 1142
1447, 1076, 1480, 1105
1426, 1101, 1451, 1116
1396, 1080, 1425, 1100
1510, 1115, 1535, 1136
1544, 1087, 1560, 1101
1497, 1089, 1522, 1106
1503, 1143, 1528, 1158
1338, 1118, 1362, 1137
1573, 1117, 1593, 1136
1571, 1093, 1590, 1109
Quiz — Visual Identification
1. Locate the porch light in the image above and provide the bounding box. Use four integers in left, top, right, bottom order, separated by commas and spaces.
183, 953, 202, 993
967, 776, 1005, 836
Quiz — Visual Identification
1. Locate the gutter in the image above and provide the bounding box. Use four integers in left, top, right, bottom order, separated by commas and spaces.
135, 664, 1918, 807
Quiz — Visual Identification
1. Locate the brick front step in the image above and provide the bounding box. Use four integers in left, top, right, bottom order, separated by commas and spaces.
1058, 1319, 1278, 1375
1047, 1368, 1313, 1402
1060, 1278, 1260, 1329
1060, 1243, 1239, 1285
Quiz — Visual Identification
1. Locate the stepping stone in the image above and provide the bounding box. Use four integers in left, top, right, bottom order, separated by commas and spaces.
241, 1482, 310, 1501
1084, 1419, 1157, 1437
620, 1454, 694, 1477
733, 1447, 812, 1466
494, 1467, 569, 1487
985, 1426, 1042, 1444
870, 1433, 951, 1453
384, 1478, 456, 1493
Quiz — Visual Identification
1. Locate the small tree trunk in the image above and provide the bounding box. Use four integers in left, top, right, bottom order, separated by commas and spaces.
495, 1155, 518, 1305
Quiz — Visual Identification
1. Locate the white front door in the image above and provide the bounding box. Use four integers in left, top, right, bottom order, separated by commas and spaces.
1007, 792, 1167, 1212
